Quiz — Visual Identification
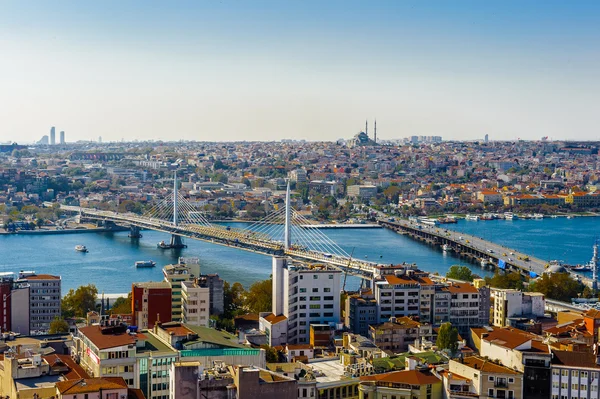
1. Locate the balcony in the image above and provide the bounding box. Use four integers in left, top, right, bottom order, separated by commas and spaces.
494, 380, 508, 388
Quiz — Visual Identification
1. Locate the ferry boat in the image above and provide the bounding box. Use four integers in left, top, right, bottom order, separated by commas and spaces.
157, 241, 170, 249
418, 217, 439, 226
465, 214, 479, 221
135, 260, 156, 268
75, 245, 88, 253
504, 212, 516, 220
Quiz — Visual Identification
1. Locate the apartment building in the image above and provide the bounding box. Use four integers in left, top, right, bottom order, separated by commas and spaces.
373, 267, 422, 323
493, 289, 545, 327
369, 316, 434, 353
550, 350, 600, 399
181, 279, 210, 327
17, 271, 61, 334
472, 326, 551, 399
270, 257, 341, 345
76, 323, 138, 388
163, 260, 199, 322
347, 185, 378, 200
443, 356, 523, 399
345, 289, 378, 337
132, 281, 172, 329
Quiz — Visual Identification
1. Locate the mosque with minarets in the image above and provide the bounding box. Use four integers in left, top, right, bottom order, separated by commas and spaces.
348, 119, 378, 148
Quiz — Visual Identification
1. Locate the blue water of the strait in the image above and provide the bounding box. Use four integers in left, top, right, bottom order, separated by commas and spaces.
0, 217, 597, 294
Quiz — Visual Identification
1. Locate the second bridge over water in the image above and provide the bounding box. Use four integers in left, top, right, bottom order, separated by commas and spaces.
378, 218, 552, 279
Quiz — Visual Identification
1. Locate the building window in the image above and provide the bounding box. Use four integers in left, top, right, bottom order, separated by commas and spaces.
300, 288, 306, 293
324, 288, 331, 292
312, 288, 319, 293
328, 275, 333, 279
488, 389, 494, 397
313, 275, 318, 279
489, 376, 494, 382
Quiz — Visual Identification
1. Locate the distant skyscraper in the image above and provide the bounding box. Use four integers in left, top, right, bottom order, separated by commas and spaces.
98, 136, 102, 143
484, 134, 489, 143
50, 126, 56, 145
38, 135, 49, 145
59, 131, 65, 144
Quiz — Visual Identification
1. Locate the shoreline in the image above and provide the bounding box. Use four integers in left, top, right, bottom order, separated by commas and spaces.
0, 226, 129, 235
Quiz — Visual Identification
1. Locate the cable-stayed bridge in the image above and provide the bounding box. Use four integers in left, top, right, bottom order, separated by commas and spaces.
60, 175, 382, 278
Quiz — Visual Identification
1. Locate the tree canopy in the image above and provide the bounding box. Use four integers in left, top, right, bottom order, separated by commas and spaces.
436, 322, 459, 353
62, 284, 98, 318
446, 265, 474, 282
110, 292, 132, 315
245, 278, 272, 314
528, 273, 584, 302
484, 271, 524, 290
49, 317, 70, 334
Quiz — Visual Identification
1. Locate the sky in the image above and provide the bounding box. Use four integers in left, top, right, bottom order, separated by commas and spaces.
0, 1, 599, 143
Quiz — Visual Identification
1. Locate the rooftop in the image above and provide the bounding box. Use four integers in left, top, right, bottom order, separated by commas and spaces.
56, 377, 128, 394
79, 325, 144, 350
551, 350, 600, 369
459, 356, 521, 375
360, 369, 441, 386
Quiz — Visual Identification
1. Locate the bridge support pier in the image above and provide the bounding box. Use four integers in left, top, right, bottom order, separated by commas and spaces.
129, 225, 142, 238
169, 234, 187, 249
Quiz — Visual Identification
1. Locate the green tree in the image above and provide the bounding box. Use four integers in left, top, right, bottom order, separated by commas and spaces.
528, 273, 584, 302
245, 278, 272, 314
484, 271, 524, 290
436, 322, 459, 352
446, 265, 474, 282
223, 281, 246, 318
49, 317, 70, 334
110, 293, 132, 315
260, 345, 279, 363
62, 284, 99, 318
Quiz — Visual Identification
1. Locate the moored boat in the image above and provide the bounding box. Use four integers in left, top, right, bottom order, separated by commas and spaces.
465, 214, 479, 221
135, 260, 156, 268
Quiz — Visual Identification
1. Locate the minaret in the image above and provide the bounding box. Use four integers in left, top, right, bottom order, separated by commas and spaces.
365, 120, 368, 136
374, 119, 377, 143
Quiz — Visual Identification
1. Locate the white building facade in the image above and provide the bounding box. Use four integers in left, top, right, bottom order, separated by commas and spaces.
272, 257, 341, 344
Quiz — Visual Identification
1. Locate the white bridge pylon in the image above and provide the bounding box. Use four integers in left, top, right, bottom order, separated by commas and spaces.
144, 176, 350, 259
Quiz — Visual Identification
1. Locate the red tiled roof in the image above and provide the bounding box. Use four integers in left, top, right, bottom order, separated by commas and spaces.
78, 325, 139, 350
262, 313, 288, 324
23, 274, 60, 280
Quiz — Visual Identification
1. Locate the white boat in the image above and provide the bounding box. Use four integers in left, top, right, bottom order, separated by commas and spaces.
504, 212, 515, 220
135, 260, 156, 268
75, 245, 88, 253
157, 240, 170, 249
465, 214, 479, 221
442, 244, 449, 252
480, 258, 488, 267
533, 213, 544, 219
419, 217, 439, 226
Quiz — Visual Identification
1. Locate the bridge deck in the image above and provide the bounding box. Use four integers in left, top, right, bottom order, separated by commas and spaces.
61, 206, 382, 278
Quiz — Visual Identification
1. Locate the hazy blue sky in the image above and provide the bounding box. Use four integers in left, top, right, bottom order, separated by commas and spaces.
1, 1, 599, 143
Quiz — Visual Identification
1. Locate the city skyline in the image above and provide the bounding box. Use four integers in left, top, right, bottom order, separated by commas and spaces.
1, 1, 599, 143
